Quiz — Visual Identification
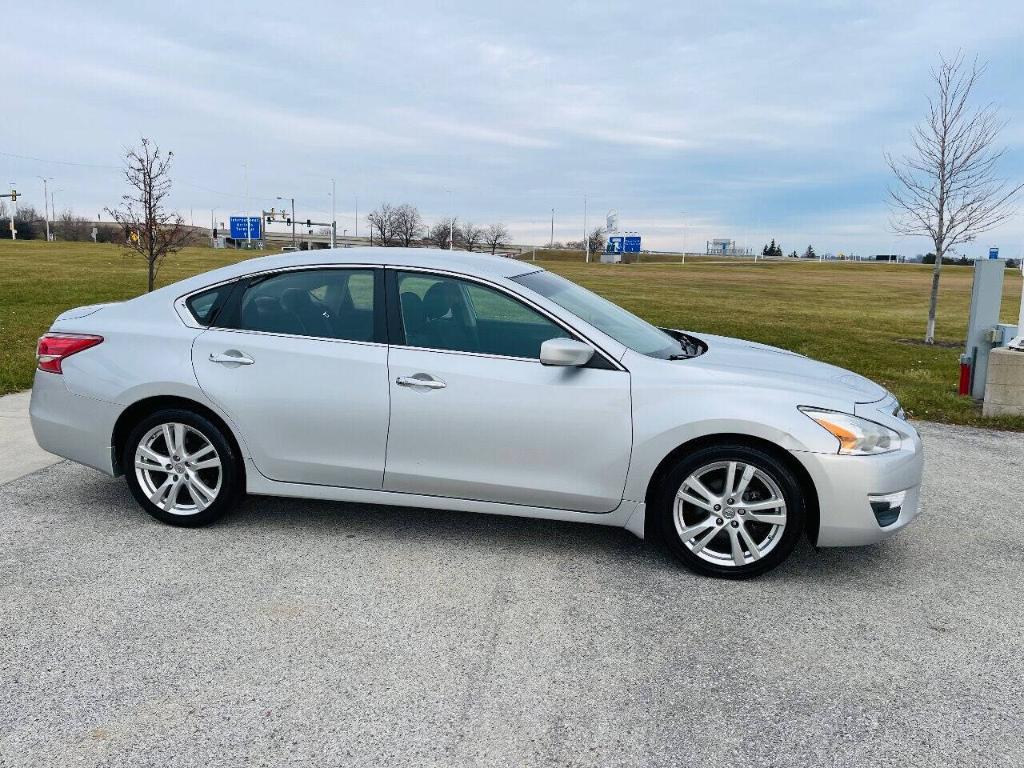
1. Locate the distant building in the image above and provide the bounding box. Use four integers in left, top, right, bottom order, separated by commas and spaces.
706, 238, 752, 256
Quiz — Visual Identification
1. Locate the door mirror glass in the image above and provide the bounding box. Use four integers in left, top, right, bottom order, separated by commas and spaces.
540, 338, 595, 367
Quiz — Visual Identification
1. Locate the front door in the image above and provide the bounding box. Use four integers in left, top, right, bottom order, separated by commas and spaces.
383, 269, 632, 513
192, 267, 390, 489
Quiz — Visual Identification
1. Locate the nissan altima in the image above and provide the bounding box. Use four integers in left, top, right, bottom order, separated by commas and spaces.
30, 248, 923, 578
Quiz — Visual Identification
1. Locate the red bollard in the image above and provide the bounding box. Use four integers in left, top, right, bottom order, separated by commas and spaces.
958, 354, 972, 396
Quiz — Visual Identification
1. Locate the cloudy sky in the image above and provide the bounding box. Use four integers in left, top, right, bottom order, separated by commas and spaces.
4, 0, 1024, 255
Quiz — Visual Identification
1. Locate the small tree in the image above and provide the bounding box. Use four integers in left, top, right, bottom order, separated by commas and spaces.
392, 204, 423, 247
887, 53, 1023, 343
367, 203, 398, 246
803, 245, 816, 259
587, 226, 606, 256
460, 222, 482, 251
105, 138, 191, 292
483, 223, 510, 255
425, 218, 456, 249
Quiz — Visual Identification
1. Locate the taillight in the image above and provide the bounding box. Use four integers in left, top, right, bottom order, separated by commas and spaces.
36, 333, 103, 374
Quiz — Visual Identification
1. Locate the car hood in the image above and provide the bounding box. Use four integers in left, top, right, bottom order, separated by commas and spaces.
679, 330, 889, 405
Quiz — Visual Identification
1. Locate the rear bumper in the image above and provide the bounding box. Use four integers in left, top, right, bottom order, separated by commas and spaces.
29, 370, 120, 476
792, 425, 924, 546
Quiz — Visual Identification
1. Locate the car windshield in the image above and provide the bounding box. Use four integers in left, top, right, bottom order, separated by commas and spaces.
513, 270, 683, 359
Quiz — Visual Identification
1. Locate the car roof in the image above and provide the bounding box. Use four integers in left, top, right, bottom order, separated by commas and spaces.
238, 246, 535, 279
154, 247, 542, 301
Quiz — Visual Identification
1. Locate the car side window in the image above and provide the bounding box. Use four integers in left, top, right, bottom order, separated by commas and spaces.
186, 286, 226, 326
234, 269, 377, 342
395, 271, 567, 359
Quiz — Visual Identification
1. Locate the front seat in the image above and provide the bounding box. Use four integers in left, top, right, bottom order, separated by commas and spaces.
400, 291, 429, 347
422, 281, 477, 352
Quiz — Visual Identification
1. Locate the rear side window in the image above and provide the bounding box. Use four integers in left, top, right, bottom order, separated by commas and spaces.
233, 269, 379, 342
186, 286, 227, 326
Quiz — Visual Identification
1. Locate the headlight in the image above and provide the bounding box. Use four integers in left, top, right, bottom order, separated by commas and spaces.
799, 408, 902, 455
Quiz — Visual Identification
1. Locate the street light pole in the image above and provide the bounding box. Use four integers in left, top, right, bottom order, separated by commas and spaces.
446, 189, 454, 250
37, 177, 51, 241
330, 178, 336, 248
550, 208, 554, 248
680, 211, 686, 264
584, 194, 589, 263
4, 184, 17, 240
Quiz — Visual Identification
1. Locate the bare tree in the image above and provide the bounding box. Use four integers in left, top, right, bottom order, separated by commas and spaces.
426, 217, 457, 249
393, 204, 424, 247
57, 209, 90, 241
460, 221, 482, 251
887, 53, 1022, 343
367, 202, 397, 246
587, 226, 606, 256
483, 223, 510, 255
105, 138, 191, 292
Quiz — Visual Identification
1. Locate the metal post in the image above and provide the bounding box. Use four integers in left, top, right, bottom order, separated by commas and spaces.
447, 189, 453, 250
355, 194, 358, 239
331, 179, 336, 248
243, 163, 250, 248
38, 177, 51, 241
584, 194, 589, 263
291, 198, 296, 248
9, 184, 17, 240
550, 208, 554, 248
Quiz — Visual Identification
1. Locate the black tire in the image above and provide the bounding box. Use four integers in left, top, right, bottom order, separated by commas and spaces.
122, 408, 241, 527
655, 443, 805, 579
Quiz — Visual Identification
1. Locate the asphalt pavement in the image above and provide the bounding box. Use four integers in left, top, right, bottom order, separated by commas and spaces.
1, 421, 1021, 767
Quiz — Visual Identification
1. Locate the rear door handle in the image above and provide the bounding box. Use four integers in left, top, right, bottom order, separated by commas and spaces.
396, 375, 446, 390
209, 351, 254, 365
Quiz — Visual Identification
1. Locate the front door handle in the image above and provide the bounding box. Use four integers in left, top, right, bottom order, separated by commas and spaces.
396, 374, 446, 390
209, 351, 254, 365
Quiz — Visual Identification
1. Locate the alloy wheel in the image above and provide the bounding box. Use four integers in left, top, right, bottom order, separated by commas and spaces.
673, 460, 787, 568
134, 422, 222, 515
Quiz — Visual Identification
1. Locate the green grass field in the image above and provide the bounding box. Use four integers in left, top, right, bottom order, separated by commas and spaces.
2, 240, 1022, 429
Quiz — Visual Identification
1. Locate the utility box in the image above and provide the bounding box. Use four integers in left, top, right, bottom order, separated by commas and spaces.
965, 259, 1006, 399
983, 348, 1024, 417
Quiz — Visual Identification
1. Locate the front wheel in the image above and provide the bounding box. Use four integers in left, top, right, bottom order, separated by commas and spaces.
655, 444, 805, 579
123, 409, 241, 527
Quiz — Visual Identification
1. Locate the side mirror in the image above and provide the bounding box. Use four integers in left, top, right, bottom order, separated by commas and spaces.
540, 338, 595, 367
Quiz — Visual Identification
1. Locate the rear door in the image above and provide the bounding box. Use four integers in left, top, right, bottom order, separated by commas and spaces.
191, 267, 390, 489
383, 269, 632, 513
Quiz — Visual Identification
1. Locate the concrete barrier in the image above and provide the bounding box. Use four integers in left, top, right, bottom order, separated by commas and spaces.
983, 347, 1024, 417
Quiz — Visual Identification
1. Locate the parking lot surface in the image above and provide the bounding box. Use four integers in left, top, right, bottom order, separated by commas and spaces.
1, 421, 1021, 767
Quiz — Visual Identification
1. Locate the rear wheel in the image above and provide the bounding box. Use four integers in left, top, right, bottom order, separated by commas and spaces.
123, 409, 241, 527
656, 444, 804, 579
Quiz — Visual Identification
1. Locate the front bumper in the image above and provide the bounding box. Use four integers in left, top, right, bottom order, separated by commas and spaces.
30, 369, 120, 476
791, 424, 924, 546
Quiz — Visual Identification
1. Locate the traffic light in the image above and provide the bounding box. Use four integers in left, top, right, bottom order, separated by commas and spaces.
286, 218, 292, 225
9, 190, 17, 202
306, 219, 311, 227
265, 216, 271, 225
212, 228, 218, 239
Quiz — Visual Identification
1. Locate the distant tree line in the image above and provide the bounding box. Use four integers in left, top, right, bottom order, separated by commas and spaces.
0, 200, 114, 242
366, 202, 511, 254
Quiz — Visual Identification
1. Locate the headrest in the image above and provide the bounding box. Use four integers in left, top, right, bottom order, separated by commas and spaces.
423, 281, 459, 321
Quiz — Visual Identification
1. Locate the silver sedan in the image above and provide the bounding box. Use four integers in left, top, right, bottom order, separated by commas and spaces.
30, 248, 923, 578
